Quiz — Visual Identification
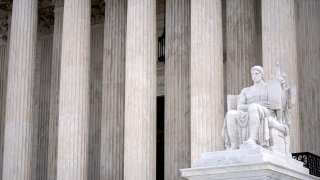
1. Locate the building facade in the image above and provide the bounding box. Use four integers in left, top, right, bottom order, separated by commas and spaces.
0, 0, 319, 179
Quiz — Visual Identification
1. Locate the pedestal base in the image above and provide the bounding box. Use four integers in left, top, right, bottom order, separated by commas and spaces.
181, 144, 319, 180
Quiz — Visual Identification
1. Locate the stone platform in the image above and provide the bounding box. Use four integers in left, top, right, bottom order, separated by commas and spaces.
181, 144, 320, 180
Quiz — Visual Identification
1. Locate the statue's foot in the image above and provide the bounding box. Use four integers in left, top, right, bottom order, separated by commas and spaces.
244, 138, 257, 145
267, 146, 274, 151
226, 143, 239, 150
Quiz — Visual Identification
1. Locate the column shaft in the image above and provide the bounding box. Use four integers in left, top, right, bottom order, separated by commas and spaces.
34, 35, 53, 180
0, 13, 10, 180
47, 3, 63, 180
296, 0, 320, 155
2, 0, 38, 179
101, 0, 126, 179
56, 0, 91, 179
0, 43, 7, 180
165, 0, 190, 179
261, 0, 300, 152
124, 0, 156, 179
190, 0, 224, 166
226, 0, 261, 95
88, 24, 103, 180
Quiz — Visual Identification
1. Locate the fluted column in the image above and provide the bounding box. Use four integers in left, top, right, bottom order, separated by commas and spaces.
88, 24, 103, 180
124, 0, 156, 179
0, 12, 10, 180
0, 44, 7, 180
190, 0, 224, 166
261, 0, 300, 152
2, 0, 38, 179
101, 0, 126, 179
56, 0, 91, 179
34, 34, 53, 180
226, 0, 261, 94
165, 0, 190, 179
296, 0, 320, 155
47, 1, 63, 180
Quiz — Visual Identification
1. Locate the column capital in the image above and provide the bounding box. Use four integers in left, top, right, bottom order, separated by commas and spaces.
39, 6, 54, 33
91, 0, 105, 25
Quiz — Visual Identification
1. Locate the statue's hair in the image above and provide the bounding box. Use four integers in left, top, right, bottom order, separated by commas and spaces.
251, 65, 264, 75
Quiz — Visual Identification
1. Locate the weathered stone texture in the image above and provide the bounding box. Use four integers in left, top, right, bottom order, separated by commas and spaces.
261, 0, 300, 153
124, 0, 157, 179
165, 0, 191, 179
190, 0, 224, 166
2, 0, 38, 179
56, 0, 91, 179
296, 0, 320, 156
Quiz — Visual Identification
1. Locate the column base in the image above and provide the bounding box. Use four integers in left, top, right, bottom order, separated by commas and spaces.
181, 144, 319, 179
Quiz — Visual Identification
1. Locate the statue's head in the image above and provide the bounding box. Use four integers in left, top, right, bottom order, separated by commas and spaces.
251, 66, 263, 83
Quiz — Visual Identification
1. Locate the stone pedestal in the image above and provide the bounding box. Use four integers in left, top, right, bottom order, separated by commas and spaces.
181, 145, 319, 180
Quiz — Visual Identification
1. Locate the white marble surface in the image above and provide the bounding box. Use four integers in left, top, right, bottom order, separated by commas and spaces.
181, 145, 319, 180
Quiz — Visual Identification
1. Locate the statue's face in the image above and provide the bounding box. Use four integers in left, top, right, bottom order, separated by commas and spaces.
251, 69, 263, 82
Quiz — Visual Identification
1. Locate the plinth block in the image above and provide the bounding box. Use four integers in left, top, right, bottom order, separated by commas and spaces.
181, 145, 319, 180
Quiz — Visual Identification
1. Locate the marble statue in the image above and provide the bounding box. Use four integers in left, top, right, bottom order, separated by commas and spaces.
222, 64, 295, 155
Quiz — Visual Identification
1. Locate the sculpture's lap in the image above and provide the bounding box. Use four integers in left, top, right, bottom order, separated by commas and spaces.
224, 103, 288, 154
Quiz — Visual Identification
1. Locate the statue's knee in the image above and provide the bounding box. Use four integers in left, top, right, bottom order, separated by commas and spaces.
226, 110, 238, 124
248, 103, 259, 113
226, 110, 237, 118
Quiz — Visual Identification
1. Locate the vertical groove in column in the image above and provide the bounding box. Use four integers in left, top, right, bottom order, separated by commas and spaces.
226, 0, 261, 95
2, 0, 38, 179
190, 0, 224, 166
32, 37, 42, 180
0, 43, 8, 180
0, 13, 10, 180
35, 34, 53, 180
47, 3, 63, 180
124, 0, 156, 179
88, 24, 103, 180
261, 0, 300, 152
56, 0, 91, 179
296, 0, 320, 156
101, 0, 126, 179
165, 0, 190, 179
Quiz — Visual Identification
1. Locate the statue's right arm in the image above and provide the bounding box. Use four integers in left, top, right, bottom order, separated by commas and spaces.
237, 88, 249, 111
